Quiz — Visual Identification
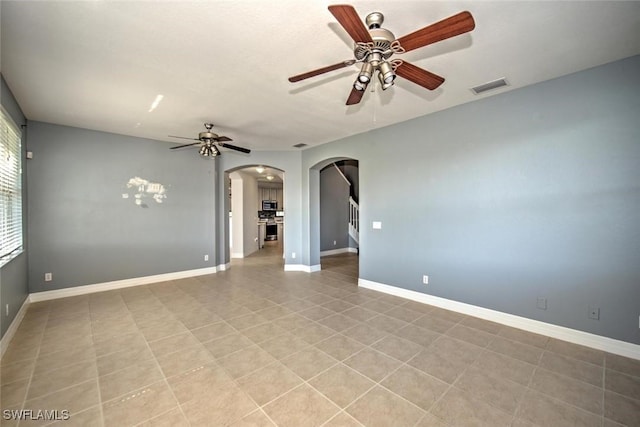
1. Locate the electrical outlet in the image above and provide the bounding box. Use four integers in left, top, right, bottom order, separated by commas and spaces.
204, 254, 209, 261
537, 297, 547, 310
292, 252, 296, 259
588, 306, 600, 320
45, 273, 52, 282
333, 240, 337, 246
422, 275, 429, 285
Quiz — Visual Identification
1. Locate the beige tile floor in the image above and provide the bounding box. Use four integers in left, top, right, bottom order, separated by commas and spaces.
1, 243, 639, 426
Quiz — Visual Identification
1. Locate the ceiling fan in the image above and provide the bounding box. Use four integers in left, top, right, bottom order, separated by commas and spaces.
169, 123, 251, 157
288, 4, 475, 105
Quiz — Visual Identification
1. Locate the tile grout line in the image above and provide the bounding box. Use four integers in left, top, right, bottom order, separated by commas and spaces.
125, 297, 193, 427
513, 341, 545, 426
88, 305, 106, 427
155, 302, 260, 426
226, 326, 393, 425
161, 291, 336, 425
14, 307, 49, 427
602, 356, 606, 427
310, 300, 504, 424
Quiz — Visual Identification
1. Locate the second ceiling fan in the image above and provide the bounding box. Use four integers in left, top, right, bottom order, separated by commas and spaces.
169, 123, 250, 157
288, 4, 476, 105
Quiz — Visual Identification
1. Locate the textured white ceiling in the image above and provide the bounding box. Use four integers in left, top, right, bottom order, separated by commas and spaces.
1, 1, 639, 152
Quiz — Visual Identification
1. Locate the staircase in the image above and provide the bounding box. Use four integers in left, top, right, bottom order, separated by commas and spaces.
349, 196, 359, 244
331, 162, 360, 248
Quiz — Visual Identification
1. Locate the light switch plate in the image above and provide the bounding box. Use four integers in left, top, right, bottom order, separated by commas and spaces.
372, 221, 382, 229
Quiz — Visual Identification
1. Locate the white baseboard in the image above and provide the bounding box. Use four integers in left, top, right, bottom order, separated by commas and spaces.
284, 264, 322, 273
217, 263, 230, 271
358, 278, 640, 360
0, 296, 30, 359
320, 247, 358, 257
231, 252, 244, 259
29, 267, 219, 303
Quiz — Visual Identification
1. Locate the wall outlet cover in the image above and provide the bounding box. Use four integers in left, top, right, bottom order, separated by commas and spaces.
588, 306, 600, 320
537, 297, 547, 310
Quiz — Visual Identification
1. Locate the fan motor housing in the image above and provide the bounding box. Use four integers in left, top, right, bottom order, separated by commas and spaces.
354, 13, 396, 61
199, 132, 218, 141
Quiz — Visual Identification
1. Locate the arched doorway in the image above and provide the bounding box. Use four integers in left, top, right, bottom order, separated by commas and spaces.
226, 164, 285, 266
309, 157, 360, 279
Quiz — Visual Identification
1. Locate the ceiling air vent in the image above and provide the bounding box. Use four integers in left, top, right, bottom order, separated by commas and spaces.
293, 143, 308, 148
471, 78, 509, 95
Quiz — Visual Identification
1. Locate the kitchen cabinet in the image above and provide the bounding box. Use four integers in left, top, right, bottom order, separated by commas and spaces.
259, 186, 283, 209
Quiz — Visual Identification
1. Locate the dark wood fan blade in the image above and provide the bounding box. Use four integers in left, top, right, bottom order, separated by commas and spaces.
396, 11, 475, 53
395, 61, 445, 90
168, 135, 199, 141
215, 136, 233, 142
170, 142, 200, 150
289, 61, 354, 82
396, 61, 444, 90
328, 5, 372, 43
346, 87, 365, 105
219, 142, 251, 154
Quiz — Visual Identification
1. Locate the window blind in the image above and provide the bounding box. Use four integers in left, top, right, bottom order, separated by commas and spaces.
0, 107, 23, 262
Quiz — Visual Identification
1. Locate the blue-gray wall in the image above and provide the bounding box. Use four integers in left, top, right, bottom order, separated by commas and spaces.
0, 75, 28, 339
26, 122, 217, 293
5, 56, 639, 346
301, 56, 640, 345
320, 165, 349, 252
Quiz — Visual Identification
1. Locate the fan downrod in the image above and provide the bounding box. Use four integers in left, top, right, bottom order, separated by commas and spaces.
353, 12, 395, 61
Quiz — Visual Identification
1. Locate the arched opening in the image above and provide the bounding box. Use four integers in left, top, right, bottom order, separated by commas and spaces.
309, 157, 360, 279
225, 164, 285, 267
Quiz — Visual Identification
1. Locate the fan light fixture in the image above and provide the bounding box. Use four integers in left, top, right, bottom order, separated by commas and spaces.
357, 62, 373, 83
355, 59, 395, 92
377, 70, 394, 90
199, 143, 219, 157
378, 61, 396, 84
256, 166, 265, 173
353, 79, 368, 92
